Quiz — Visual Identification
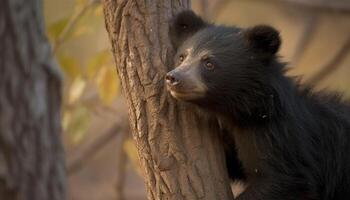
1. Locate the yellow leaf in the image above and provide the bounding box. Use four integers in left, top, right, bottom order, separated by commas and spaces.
68, 77, 86, 104
58, 54, 81, 79
75, 0, 85, 6
85, 50, 110, 79
68, 106, 90, 144
123, 138, 142, 175
72, 25, 92, 38
62, 110, 72, 131
94, 4, 103, 16
95, 66, 119, 105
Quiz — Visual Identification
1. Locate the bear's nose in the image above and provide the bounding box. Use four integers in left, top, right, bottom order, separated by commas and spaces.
165, 72, 179, 86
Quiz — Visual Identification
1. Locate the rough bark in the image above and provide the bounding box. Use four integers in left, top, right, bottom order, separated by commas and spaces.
0, 0, 65, 200
103, 1, 233, 200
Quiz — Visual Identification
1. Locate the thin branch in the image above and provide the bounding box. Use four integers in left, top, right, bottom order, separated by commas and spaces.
199, 0, 209, 20
67, 123, 124, 175
307, 36, 350, 86
115, 130, 128, 200
52, 0, 100, 53
66, 96, 128, 175
277, 0, 350, 13
291, 15, 319, 65
211, 0, 230, 19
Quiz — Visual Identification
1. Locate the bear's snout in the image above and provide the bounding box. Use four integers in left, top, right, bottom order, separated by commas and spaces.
165, 71, 180, 87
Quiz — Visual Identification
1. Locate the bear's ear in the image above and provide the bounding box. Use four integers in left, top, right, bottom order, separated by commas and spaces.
243, 25, 281, 57
169, 10, 207, 49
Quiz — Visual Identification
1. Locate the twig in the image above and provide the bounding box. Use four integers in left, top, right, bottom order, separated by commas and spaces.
199, 0, 209, 20
291, 15, 319, 65
67, 123, 124, 175
307, 36, 350, 86
66, 95, 128, 175
211, 0, 230, 19
52, 0, 100, 53
277, 0, 350, 13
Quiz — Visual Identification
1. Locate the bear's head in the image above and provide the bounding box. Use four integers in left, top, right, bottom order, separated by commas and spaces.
166, 10, 282, 122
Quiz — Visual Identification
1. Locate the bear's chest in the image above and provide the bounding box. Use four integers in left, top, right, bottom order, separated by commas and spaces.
232, 128, 263, 178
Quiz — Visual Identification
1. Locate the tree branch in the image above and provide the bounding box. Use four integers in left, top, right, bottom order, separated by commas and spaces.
66, 122, 126, 175
291, 15, 319, 65
307, 36, 350, 86
198, 0, 209, 20
115, 130, 128, 200
277, 0, 350, 13
211, 0, 230, 19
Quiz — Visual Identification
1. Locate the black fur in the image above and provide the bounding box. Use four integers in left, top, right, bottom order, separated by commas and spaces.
243, 25, 281, 59
169, 10, 207, 48
168, 10, 350, 200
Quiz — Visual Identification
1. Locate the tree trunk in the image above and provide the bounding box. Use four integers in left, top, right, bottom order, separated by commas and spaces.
0, 0, 65, 200
102, 1, 233, 199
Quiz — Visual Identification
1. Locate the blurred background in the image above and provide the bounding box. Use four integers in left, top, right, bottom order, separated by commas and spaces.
43, 0, 350, 199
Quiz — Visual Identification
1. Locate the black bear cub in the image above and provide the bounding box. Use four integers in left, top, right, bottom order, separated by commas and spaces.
166, 10, 350, 200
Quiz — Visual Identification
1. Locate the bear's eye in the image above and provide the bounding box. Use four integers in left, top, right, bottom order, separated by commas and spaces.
205, 61, 214, 70
179, 55, 185, 63
179, 24, 188, 29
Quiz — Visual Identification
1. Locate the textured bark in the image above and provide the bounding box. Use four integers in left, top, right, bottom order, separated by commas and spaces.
103, 1, 233, 199
0, 0, 65, 200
